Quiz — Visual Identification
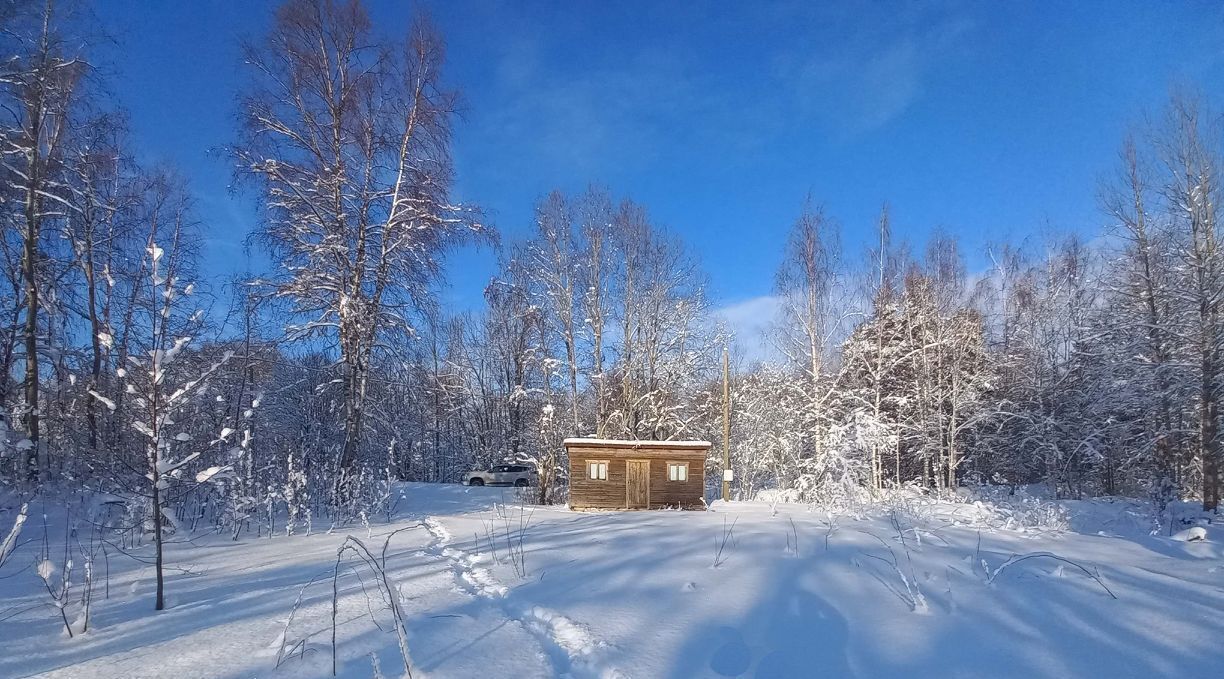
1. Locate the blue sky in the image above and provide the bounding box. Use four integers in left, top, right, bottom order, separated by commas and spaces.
99, 0, 1224, 330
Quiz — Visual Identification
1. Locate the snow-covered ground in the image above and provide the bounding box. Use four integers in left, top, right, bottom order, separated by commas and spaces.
1, 484, 1222, 678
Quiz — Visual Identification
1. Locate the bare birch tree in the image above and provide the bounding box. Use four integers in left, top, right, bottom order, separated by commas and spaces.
235, 0, 481, 494
0, 0, 88, 482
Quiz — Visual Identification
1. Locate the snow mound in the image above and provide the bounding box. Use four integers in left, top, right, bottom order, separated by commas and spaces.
1172, 526, 1209, 542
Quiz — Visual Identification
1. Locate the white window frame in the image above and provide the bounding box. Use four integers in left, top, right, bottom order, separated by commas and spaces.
587, 460, 608, 481
667, 461, 689, 482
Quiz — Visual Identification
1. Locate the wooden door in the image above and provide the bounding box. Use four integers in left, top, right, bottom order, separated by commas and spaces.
626, 460, 650, 509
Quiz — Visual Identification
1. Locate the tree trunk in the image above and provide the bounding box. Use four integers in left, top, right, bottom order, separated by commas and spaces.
21, 121, 42, 483
1203, 312, 1220, 511
152, 468, 165, 611
83, 220, 102, 453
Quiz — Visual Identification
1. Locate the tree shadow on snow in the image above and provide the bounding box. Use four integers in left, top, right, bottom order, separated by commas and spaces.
666, 557, 854, 679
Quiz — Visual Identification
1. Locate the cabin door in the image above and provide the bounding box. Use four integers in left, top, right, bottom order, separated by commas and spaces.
626, 460, 650, 509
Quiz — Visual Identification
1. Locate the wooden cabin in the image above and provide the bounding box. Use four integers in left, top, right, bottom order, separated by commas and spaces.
564, 438, 710, 510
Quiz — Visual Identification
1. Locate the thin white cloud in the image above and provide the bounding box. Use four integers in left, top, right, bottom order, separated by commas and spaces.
713, 295, 783, 365
786, 6, 975, 134
461, 3, 977, 182
467, 37, 716, 179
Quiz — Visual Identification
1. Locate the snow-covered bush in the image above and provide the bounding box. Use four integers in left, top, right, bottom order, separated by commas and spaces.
0, 412, 17, 485
760, 418, 874, 514
945, 484, 1070, 533
283, 452, 308, 536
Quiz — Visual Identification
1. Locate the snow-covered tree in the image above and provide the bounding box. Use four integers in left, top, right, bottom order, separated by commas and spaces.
234, 0, 482, 495
0, 0, 90, 483
94, 214, 229, 609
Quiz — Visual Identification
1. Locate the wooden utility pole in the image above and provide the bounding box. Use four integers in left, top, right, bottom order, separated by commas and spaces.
722, 346, 731, 502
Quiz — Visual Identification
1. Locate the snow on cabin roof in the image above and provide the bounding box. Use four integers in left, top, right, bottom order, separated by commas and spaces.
562, 438, 712, 449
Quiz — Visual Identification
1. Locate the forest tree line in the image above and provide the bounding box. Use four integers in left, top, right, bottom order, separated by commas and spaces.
0, 0, 1221, 531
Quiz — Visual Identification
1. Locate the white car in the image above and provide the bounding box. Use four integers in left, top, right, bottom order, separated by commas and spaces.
463, 464, 536, 487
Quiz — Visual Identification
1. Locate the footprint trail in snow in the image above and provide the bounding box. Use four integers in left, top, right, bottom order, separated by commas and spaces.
423, 516, 624, 678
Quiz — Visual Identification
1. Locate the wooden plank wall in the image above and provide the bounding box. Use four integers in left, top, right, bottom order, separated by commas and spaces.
567, 448, 707, 510
646, 456, 705, 509
568, 454, 629, 509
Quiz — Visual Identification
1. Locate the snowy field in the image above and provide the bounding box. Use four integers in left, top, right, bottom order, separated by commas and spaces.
1, 484, 1222, 679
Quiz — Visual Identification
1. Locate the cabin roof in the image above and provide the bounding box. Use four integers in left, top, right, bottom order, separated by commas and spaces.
562, 438, 712, 449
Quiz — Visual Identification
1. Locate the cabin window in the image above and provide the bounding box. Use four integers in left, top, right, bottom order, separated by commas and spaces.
667, 462, 688, 482
587, 460, 608, 481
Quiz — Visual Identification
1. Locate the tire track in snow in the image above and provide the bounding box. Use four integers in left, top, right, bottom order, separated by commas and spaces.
424, 516, 624, 679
